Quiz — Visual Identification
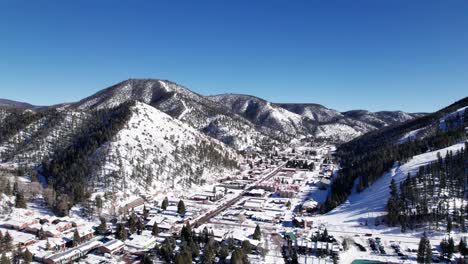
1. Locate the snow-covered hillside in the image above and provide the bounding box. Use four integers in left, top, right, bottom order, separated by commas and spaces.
318, 142, 466, 233
72, 79, 278, 149
210, 94, 420, 143
208, 94, 313, 137
90, 102, 239, 197
0, 109, 90, 166
278, 103, 343, 123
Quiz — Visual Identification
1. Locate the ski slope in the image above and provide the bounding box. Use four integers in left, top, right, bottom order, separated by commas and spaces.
317, 142, 466, 234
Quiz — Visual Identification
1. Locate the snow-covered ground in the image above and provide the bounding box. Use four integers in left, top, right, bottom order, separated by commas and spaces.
397, 127, 424, 144
92, 101, 239, 200
315, 142, 467, 263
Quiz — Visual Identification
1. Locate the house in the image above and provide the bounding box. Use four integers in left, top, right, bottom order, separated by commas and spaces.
125, 234, 157, 252
98, 239, 125, 255
124, 197, 145, 213
221, 181, 247, 190
302, 200, 318, 212
0, 228, 37, 248
293, 217, 313, 228
3, 218, 39, 230
26, 223, 61, 238
77, 226, 95, 242
190, 194, 209, 202
43, 240, 102, 264
278, 189, 296, 198
251, 214, 277, 224
243, 198, 266, 211
246, 189, 266, 197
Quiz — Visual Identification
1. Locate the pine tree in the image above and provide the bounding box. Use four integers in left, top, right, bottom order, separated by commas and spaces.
115, 223, 127, 241
73, 229, 80, 247
161, 197, 168, 210
440, 239, 448, 257
230, 248, 248, 264
202, 242, 215, 264
15, 192, 27, 208
242, 240, 252, 254
219, 243, 229, 263
177, 200, 186, 215
0, 253, 10, 264
174, 248, 191, 264
447, 216, 453, 233
3, 231, 12, 252
152, 223, 159, 237
140, 253, 153, 264
97, 217, 107, 235
448, 237, 455, 259
459, 238, 467, 257
424, 238, 432, 263
12, 181, 18, 195
291, 248, 299, 264
4, 181, 11, 196
181, 223, 192, 243
23, 248, 33, 264
253, 224, 261, 240
143, 205, 149, 219
418, 232, 431, 263
95, 195, 103, 210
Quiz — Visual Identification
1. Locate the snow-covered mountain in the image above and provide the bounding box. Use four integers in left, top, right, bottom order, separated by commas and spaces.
71, 79, 280, 149
0, 99, 37, 109
0, 79, 422, 155
0, 101, 239, 199
277, 103, 343, 123
91, 101, 239, 196
209, 94, 421, 143
207, 94, 315, 136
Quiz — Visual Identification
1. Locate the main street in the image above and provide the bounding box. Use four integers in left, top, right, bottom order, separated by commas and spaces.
191, 162, 287, 228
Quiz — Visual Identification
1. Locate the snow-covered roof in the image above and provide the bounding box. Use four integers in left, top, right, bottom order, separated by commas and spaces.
125, 234, 157, 251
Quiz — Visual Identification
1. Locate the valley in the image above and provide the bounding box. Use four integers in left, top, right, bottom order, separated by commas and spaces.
0, 81, 466, 264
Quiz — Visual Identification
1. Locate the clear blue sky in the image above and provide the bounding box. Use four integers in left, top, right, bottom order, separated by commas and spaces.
0, 0, 466, 112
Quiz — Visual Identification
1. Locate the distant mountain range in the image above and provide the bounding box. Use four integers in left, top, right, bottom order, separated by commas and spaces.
0, 78, 429, 198
1, 79, 423, 146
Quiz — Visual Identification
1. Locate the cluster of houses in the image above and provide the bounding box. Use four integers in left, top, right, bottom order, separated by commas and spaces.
0, 209, 106, 264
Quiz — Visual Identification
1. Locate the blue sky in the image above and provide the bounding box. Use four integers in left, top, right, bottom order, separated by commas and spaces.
0, 0, 466, 112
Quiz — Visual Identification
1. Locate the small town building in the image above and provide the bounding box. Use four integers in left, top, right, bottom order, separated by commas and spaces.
98, 239, 125, 255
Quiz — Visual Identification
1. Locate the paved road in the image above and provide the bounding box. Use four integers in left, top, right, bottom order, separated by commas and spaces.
191, 162, 287, 228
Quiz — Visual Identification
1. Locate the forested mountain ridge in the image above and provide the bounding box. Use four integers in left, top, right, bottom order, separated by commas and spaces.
1, 79, 420, 150
38, 101, 239, 211
209, 94, 421, 143
324, 97, 468, 215
69, 79, 282, 149
0, 78, 432, 213
0, 99, 37, 109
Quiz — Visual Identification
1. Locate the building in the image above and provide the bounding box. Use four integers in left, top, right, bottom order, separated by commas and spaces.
3, 218, 39, 230
246, 189, 266, 197
221, 180, 248, 190
98, 239, 125, 255
124, 197, 145, 213
125, 234, 157, 252
292, 217, 313, 228
43, 240, 102, 264
243, 198, 266, 211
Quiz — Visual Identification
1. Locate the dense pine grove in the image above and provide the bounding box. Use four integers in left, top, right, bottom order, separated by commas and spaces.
41, 102, 134, 212
0, 108, 49, 145
322, 97, 468, 213
386, 144, 467, 231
